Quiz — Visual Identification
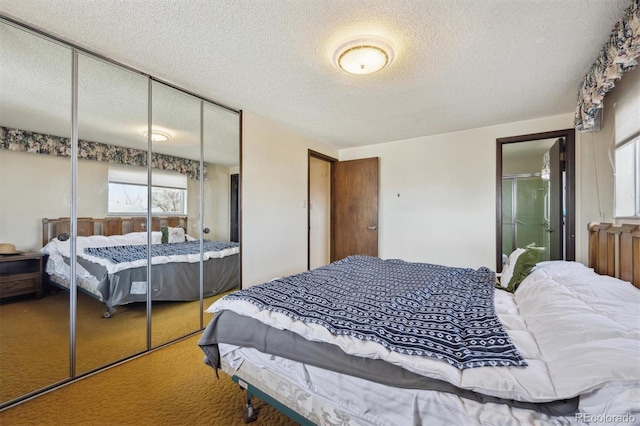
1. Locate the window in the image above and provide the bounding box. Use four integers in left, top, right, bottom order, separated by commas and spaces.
108, 166, 187, 215
614, 138, 640, 217
614, 84, 640, 218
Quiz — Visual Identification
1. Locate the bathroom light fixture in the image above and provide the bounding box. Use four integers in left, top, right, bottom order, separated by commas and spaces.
333, 36, 395, 75
541, 151, 550, 181
143, 131, 171, 142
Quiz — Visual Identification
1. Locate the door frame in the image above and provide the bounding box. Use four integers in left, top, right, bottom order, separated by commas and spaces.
307, 150, 338, 270
496, 128, 575, 272
230, 173, 239, 242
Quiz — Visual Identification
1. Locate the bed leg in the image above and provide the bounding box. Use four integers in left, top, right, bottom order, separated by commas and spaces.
242, 390, 258, 423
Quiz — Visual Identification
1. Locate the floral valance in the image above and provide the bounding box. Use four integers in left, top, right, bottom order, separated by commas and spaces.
575, 0, 640, 132
0, 126, 206, 180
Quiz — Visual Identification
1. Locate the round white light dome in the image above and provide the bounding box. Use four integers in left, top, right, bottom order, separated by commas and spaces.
334, 36, 395, 75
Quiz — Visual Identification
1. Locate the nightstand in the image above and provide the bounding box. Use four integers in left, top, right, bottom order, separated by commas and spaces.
0, 252, 45, 300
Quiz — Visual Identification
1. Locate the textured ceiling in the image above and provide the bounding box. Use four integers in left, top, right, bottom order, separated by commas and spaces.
0, 19, 240, 165
0, 0, 631, 150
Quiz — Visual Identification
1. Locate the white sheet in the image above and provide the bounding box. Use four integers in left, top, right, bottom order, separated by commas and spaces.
220, 344, 640, 425
208, 261, 640, 405
41, 232, 239, 274
41, 232, 161, 278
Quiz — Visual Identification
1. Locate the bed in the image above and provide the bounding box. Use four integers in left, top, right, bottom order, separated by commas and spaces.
41, 216, 240, 317
198, 222, 640, 425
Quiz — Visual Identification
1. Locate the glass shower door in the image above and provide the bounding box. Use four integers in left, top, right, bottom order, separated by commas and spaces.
515, 177, 546, 250
502, 176, 550, 261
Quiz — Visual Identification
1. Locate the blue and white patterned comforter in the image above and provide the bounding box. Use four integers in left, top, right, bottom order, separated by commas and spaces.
84, 240, 239, 264
213, 255, 525, 369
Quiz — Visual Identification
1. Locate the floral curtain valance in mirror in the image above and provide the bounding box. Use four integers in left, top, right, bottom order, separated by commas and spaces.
575, 0, 639, 132
0, 126, 207, 180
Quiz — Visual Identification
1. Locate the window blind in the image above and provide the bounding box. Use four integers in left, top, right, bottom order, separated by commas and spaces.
614, 82, 640, 218
614, 83, 640, 146
108, 165, 188, 189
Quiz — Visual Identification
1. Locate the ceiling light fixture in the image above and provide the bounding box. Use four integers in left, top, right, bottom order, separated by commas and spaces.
143, 131, 171, 142
333, 35, 395, 75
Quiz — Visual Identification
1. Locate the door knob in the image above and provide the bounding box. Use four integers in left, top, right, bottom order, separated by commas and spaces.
368, 225, 377, 230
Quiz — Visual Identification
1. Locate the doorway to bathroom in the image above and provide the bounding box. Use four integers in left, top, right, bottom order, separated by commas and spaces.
496, 129, 575, 272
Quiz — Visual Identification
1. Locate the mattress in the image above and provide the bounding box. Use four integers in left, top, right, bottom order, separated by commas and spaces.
200, 259, 640, 424
218, 345, 638, 425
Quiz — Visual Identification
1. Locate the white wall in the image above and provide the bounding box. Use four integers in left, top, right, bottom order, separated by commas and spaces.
309, 156, 331, 269
241, 112, 338, 287
0, 151, 71, 252
503, 148, 551, 175
241, 107, 631, 281
0, 153, 111, 251
202, 163, 232, 241
339, 114, 574, 269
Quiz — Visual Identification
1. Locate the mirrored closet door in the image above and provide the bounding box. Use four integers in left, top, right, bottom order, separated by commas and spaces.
0, 20, 72, 404
76, 52, 150, 374
150, 81, 202, 347
0, 16, 241, 409
202, 102, 241, 325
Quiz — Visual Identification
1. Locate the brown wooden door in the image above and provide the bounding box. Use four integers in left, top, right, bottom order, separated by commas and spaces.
331, 157, 379, 262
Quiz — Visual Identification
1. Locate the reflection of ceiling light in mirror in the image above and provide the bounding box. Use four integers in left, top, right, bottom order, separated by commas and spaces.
143, 131, 171, 142
333, 35, 395, 75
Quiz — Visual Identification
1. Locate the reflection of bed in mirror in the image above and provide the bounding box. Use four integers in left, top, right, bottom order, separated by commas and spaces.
41, 216, 240, 317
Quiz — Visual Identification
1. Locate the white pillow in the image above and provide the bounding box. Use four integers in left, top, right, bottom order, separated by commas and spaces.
167, 226, 186, 243
500, 248, 525, 288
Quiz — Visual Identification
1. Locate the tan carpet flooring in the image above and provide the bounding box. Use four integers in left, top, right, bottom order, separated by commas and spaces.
0, 333, 297, 426
0, 290, 225, 402
1, 288, 297, 425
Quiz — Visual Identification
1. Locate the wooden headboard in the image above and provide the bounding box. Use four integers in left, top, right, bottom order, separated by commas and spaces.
588, 223, 640, 289
42, 216, 188, 246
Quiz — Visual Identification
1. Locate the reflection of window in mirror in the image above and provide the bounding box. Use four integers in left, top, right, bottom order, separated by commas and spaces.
614, 84, 640, 218
108, 165, 187, 215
